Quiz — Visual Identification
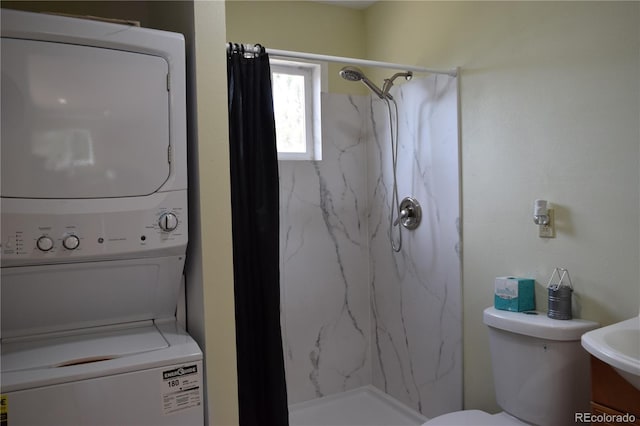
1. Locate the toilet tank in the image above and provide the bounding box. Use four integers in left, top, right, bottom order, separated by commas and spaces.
483, 307, 599, 426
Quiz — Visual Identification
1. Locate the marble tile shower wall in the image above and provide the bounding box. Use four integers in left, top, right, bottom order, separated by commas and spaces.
279, 94, 372, 403
279, 75, 461, 418
368, 76, 461, 417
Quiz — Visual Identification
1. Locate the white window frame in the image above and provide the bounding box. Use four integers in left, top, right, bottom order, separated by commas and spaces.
270, 59, 325, 161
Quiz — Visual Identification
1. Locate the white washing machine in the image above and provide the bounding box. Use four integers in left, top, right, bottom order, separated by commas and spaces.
0, 9, 203, 425
2, 321, 203, 426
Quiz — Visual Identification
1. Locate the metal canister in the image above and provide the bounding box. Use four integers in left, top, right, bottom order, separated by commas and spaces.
547, 286, 573, 320
546, 267, 573, 320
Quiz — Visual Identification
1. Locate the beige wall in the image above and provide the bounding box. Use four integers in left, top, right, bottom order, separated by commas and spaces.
192, 2, 239, 425
365, 1, 640, 412
226, 0, 366, 94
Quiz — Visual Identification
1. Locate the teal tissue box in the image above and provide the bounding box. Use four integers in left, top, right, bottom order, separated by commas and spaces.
494, 277, 535, 312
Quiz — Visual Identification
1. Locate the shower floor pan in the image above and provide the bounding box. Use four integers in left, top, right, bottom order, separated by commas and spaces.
289, 385, 428, 426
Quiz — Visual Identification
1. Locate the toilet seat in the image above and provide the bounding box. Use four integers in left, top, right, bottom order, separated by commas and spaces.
423, 410, 529, 425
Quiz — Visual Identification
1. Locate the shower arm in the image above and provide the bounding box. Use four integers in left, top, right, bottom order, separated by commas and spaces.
382, 72, 413, 99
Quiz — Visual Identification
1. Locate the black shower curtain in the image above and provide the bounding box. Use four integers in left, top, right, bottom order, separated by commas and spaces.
227, 45, 289, 426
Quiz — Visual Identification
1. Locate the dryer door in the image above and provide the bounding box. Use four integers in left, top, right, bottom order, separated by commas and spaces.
1, 38, 171, 198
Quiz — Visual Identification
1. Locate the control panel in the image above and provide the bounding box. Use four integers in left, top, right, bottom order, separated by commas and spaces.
1, 191, 187, 267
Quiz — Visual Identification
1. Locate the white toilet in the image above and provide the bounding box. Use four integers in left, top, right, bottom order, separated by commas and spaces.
424, 307, 599, 425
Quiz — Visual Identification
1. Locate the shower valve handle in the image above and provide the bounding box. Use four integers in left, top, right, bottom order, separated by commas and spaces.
393, 197, 422, 230
393, 208, 410, 226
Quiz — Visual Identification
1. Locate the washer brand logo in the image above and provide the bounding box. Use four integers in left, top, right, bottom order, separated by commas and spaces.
163, 365, 198, 380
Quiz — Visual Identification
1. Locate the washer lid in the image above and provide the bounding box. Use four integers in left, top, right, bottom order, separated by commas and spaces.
0, 320, 202, 393
1, 321, 168, 372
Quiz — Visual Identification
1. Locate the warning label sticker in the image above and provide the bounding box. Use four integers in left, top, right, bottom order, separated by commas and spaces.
161, 364, 202, 416
1, 394, 7, 426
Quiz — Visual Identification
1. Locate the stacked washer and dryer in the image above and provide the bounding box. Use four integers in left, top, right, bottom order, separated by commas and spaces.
1, 9, 204, 425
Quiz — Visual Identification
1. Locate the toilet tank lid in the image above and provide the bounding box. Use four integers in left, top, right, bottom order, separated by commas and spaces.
483, 307, 599, 341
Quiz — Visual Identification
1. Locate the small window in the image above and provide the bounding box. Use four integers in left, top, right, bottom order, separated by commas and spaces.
271, 59, 323, 161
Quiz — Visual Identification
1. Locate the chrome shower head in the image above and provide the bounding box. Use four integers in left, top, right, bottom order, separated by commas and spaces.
339, 66, 364, 82
339, 66, 385, 99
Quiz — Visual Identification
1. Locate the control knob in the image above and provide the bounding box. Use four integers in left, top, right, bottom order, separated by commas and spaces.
36, 236, 54, 252
63, 234, 80, 250
158, 212, 179, 232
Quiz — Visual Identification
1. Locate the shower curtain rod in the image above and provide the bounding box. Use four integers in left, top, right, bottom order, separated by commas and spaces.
226, 43, 457, 77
